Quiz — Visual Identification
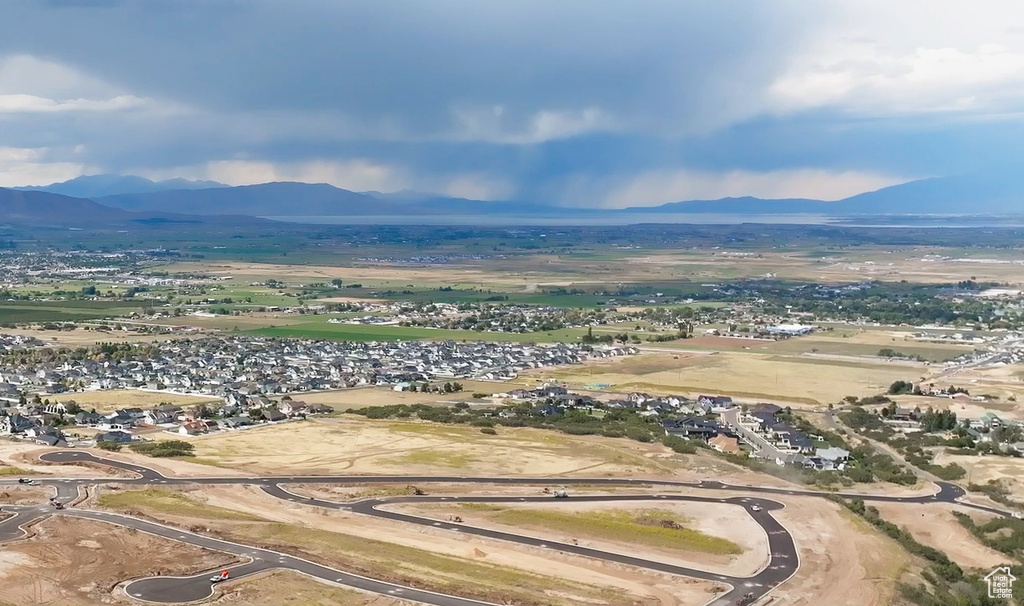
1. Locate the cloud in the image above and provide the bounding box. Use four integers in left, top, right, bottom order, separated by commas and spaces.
595, 168, 911, 208
0, 3, 1022, 206
0, 93, 152, 113
448, 105, 618, 144
0, 146, 94, 187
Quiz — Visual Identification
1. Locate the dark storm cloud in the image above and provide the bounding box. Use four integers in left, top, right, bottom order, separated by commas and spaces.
1, 1, 1021, 202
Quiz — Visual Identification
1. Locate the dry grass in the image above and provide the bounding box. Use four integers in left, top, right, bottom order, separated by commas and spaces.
215, 571, 400, 606
97, 487, 267, 521
219, 522, 640, 606
179, 417, 673, 476
535, 351, 920, 405
53, 389, 220, 413
470, 506, 742, 555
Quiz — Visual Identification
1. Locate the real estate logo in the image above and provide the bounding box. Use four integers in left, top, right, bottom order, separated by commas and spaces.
985, 566, 1016, 599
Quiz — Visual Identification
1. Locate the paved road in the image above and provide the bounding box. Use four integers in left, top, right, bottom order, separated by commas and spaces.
0, 450, 1001, 606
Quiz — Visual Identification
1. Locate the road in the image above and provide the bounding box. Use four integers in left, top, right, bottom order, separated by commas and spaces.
0, 450, 1001, 606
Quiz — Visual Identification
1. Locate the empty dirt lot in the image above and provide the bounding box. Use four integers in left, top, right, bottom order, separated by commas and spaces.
0, 516, 230, 605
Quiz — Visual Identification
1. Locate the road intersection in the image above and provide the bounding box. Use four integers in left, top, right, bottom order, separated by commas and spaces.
0, 449, 1004, 606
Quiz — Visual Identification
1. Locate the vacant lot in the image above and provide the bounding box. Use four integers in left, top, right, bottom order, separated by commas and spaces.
870, 502, 1008, 570
768, 495, 911, 606
214, 570, 407, 606
534, 351, 921, 405
178, 417, 682, 477
52, 389, 221, 413
248, 319, 588, 343
0, 516, 229, 605
100, 483, 721, 606
393, 499, 765, 576
97, 487, 267, 521
932, 452, 1024, 501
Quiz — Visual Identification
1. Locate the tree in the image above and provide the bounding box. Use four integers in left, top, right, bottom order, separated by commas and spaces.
97, 440, 122, 452
331, 278, 343, 287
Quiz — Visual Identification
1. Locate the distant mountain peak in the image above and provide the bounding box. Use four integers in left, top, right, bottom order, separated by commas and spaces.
14, 174, 227, 198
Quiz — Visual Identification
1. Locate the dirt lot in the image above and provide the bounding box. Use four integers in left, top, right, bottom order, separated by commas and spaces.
0, 327, 185, 347
870, 502, 1008, 570
0, 516, 230, 605
98, 484, 721, 606
52, 389, 221, 413
533, 351, 921, 406
0, 484, 51, 504
932, 452, 1024, 501
767, 495, 910, 606
212, 570, 409, 606
388, 499, 768, 576
180, 416, 691, 477
0, 442, 110, 478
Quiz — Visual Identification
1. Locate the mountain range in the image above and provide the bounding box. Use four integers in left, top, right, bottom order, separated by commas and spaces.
2, 170, 1022, 227
14, 174, 226, 198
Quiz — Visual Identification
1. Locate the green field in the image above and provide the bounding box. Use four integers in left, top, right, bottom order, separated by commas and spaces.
0, 300, 145, 324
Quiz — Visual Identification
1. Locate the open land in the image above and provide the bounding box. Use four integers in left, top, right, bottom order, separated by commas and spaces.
94, 484, 715, 606
52, 389, 222, 413
387, 500, 765, 576
0, 516, 229, 606
177, 416, 696, 477
532, 351, 923, 405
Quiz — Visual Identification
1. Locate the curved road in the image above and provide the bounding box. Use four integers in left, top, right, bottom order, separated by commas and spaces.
0, 450, 1005, 606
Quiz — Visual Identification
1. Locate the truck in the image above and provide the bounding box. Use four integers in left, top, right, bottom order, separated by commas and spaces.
210, 570, 230, 583
553, 487, 569, 498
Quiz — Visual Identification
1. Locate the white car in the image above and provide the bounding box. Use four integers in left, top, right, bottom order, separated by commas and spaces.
750, 505, 763, 512
210, 571, 230, 583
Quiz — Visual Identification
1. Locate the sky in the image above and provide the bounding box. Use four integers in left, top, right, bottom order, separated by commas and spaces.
2, 0, 1024, 207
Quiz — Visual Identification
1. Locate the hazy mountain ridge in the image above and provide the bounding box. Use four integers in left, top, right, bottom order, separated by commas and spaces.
15, 174, 226, 198
11, 171, 1024, 219
0, 187, 269, 227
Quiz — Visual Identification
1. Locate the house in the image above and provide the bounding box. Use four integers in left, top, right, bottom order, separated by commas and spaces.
750, 403, 783, 416
34, 431, 66, 447
708, 434, 742, 455
74, 411, 103, 426
95, 430, 134, 444
815, 447, 851, 470
219, 416, 252, 429
43, 401, 67, 415
770, 423, 815, 454
178, 421, 206, 436
263, 408, 287, 422
532, 403, 563, 417
662, 417, 721, 442
698, 395, 734, 412
0, 413, 37, 435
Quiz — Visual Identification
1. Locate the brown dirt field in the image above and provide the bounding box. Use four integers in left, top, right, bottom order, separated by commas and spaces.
53, 389, 221, 413
870, 502, 1009, 570
0, 327, 183, 347
767, 496, 910, 606
933, 452, 1024, 502
179, 416, 687, 477
387, 499, 768, 577
212, 570, 409, 606
1, 443, 109, 478
0, 484, 51, 504
533, 351, 920, 406
0, 516, 230, 605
